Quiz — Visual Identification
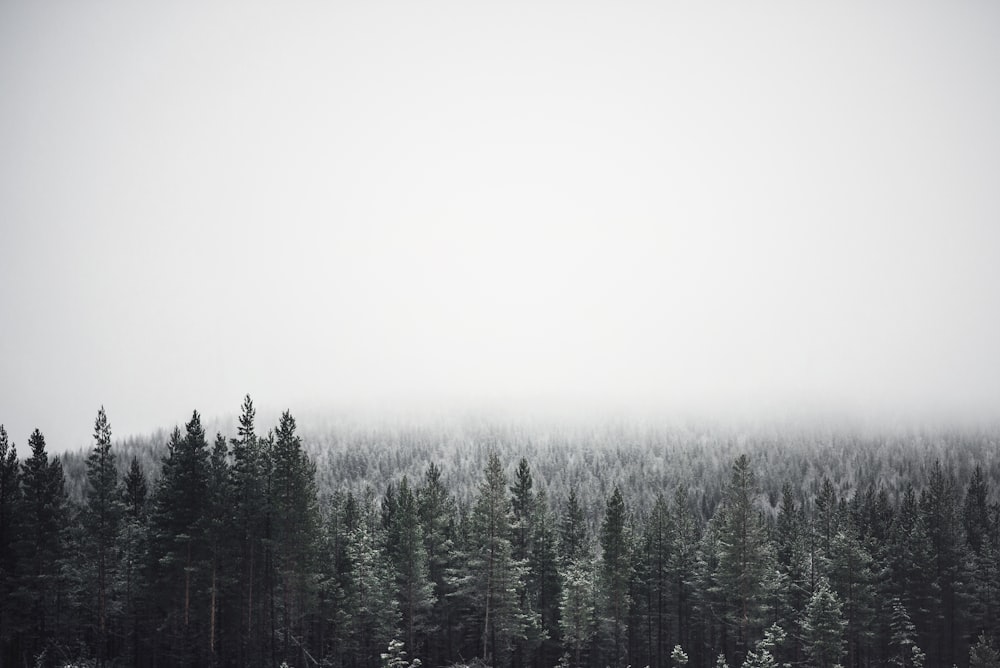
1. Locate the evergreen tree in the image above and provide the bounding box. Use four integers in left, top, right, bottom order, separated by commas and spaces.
271, 410, 321, 665
80, 407, 124, 666
802, 578, 846, 668
886, 486, 937, 656
888, 596, 925, 668
715, 455, 770, 663
741, 624, 784, 668
559, 557, 595, 668
530, 489, 562, 668
921, 461, 970, 666
509, 458, 544, 667
149, 414, 211, 665
468, 452, 532, 666
639, 493, 672, 668
598, 486, 630, 668
560, 486, 588, 566
668, 486, 699, 663
205, 432, 233, 662
827, 527, 875, 667
774, 484, 808, 664
0, 425, 19, 667
15, 429, 69, 667
417, 462, 456, 667
970, 633, 1000, 668
229, 395, 271, 665
389, 476, 435, 664
119, 456, 148, 668
346, 493, 399, 668
964, 466, 998, 642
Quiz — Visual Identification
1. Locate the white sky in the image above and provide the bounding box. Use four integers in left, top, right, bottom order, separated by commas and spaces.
2, 1, 999, 452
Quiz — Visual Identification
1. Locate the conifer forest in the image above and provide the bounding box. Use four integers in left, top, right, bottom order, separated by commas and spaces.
1, 397, 999, 668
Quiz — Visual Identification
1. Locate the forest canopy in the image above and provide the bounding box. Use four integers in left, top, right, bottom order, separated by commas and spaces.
1, 397, 998, 668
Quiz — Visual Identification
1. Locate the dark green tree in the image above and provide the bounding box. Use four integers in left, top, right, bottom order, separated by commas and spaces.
16, 429, 69, 667
417, 462, 456, 667
599, 486, 630, 668
119, 455, 148, 668
149, 414, 211, 664
0, 426, 20, 666
715, 455, 770, 663
389, 476, 434, 663
802, 578, 846, 668
560, 486, 588, 566
80, 407, 124, 665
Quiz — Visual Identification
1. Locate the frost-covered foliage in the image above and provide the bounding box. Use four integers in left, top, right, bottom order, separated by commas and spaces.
2, 402, 999, 667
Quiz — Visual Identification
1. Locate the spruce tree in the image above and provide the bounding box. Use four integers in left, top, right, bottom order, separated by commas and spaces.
468, 452, 531, 666
119, 456, 148, 668
560, 486, 588, 565
530, 489, 562, 668
417, 462, 456, 667
559, 557, 596, 668
16, 429, 69, 667
389, 476, 434, 663
802, 578, 846, 668
0, 426, 19, 663
81, 407, 124, 666
271, 410, 321, 665
921, 461, 971, 666
149, 414, 211, 664
599, 486, 630, 668
0, 426, 20, 667
715, 455, 770, 663
230, 395, 268, 664
668, 486, 699, 662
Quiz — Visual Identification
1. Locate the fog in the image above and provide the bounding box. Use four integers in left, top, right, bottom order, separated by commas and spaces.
2, 1, 999, 452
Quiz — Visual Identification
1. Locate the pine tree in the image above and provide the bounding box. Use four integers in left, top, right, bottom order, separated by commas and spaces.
81, 407, 124, 666
468, 452, 531, 666
715, 455, 770, 663
802, 578, 846, 668
964, 466, 997, 642
560, 486, 588, 566
510, 458, 534, 565
508, 458, 544, 667
921, 461, 970, 666
417, 462, 456, 667
81, 406, 124, 665
389, 476, 435, 663
16, 429, 69, 667
970, 633, 1000, 668
827, 527, 875, 667
559, 557, 596, 668
271, 410, 321, 665
668, 486, 699, 662
885, 486, 937, 657
741, 624, 784, 668
888, 596, 925, 668
149, 414, 211, 664
0, 425, 19, 666
774, 484, 808, 664
205, 432, 233, 662
229, 394, 271, 665
599, 486, 631, 668
530, 489, 562, 668
346, 494, 399, 668
640, 493, 672, 668
119, 456, 148, 668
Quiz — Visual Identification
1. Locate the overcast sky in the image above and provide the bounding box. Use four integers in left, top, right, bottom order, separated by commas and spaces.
2, 1, 999, 453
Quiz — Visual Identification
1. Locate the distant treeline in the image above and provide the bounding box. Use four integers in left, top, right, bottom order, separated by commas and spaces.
0, 397, 998, 668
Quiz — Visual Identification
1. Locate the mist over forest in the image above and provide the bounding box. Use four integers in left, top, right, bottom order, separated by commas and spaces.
2, 399, 999, 667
